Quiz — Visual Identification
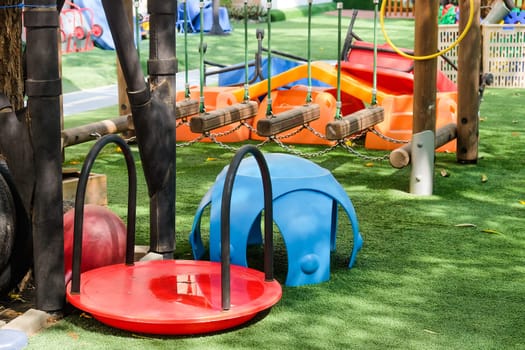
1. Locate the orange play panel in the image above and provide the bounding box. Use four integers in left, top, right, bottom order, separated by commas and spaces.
364, 92, 458, 152
176, 60, 458, 151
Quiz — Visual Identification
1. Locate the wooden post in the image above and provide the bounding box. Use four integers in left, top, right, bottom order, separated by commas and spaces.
413, 5, 438, 135
24, 0, 65, 311
457, 0, 480, 164
410, 1, 438, 195
117, 0, 134, 131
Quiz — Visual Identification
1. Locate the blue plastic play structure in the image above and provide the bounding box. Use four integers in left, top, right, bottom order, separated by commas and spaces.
189, 153, 363, 287
218, 57, 330, 88
177, 0, 232, 33
0, 329, 28, 350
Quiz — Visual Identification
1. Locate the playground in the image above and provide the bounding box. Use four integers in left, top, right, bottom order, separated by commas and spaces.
0, 1, 524, 349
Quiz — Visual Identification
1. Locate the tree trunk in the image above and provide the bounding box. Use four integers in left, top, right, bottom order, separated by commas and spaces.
0, 1, 33, 298
209, 0, 227, 35
0, 0, 24, 110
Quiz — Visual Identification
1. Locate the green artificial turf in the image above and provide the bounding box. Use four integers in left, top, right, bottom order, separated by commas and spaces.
26, 12, 525, 350
35, 86, 525, 350
61, 12, 415, 93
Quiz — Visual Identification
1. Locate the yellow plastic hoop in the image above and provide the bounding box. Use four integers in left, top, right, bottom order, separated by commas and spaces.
379, 0, 475, 60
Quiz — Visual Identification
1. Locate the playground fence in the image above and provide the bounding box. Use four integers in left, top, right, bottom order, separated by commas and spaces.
384, 0, 414, 17
438, 23, 525, 88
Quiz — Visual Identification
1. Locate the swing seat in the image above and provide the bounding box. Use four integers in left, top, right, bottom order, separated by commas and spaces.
175, 87, 253, 143
190, 101, 258, 133
325, 106, 384, 140
256, 104, 320, 137
176, 99, 200, 120
250, 89, 335, 145
189, 153, 363, 287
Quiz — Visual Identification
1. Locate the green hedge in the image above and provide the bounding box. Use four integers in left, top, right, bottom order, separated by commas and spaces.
270, 3, 337, 21
339, 0, 375, 10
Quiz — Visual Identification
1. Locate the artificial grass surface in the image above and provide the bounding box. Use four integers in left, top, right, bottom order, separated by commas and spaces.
61, 12, 415, 93
28, 11, 525, 350
32, 88, 525, 350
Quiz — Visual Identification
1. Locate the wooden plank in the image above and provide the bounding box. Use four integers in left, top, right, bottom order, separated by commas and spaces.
189, 101, 258, 133
256, 104, 320, 137
325, 107, 384, 140
62, 115, 130, 148
390, 123, 457, 168
175, 99, 200, 120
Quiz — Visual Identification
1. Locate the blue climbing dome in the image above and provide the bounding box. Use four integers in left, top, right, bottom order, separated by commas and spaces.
190, 153, 363, 287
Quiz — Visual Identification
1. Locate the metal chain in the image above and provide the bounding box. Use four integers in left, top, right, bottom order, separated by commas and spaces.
241, 120, 257, 133
269, 136, 339, 158
208, 123, 243, 138
176, 134, 206, 147
176, 120, 189, 128
337, 141, 390, 161
207, 134, 241, 152
369, 127, 409, 144
303, 124, 328, 140
206, 123, 272, 152
176, 122, 390, 161
273, 125, 307, 140
176, 119, 204, 147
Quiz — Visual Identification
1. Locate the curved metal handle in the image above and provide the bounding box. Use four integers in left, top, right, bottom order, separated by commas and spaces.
70, 134, 137, 294
220, 144, 274, 310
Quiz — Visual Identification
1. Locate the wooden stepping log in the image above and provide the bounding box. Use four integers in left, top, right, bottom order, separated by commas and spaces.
189, 101, 258, 133
175, 99, 200, 120
62, 115, 130, 147
256, 104, 321, 137
389, 123, 457, 169
325, 106, 384, 140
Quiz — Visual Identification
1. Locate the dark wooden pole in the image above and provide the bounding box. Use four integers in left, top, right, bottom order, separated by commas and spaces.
457, 0, 480, 164
117, 0, 133, 127
24, 0, 65, 311
209, 0, 227, 35
101, 0, 176, 258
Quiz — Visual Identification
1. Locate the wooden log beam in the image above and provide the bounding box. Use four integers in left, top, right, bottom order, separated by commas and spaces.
325, 107, 384, 140
175, 99, 200, 120
390, 123, 457, 168
62, 115, 130, 148
189, 101, 258, 133
256, 104, 320, 137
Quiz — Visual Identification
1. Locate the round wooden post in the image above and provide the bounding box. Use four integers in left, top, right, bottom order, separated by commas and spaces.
457, 0, 480, 164
410, 1, 438, 195
117, 0, 134, 126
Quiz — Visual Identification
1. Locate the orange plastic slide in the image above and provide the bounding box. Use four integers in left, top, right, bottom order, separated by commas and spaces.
239, 61, 456, 151
176, 61, 457, 152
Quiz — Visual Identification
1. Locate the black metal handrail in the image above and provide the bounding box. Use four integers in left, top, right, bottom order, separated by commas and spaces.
70, 134, 137, 294
220, 145, 274, 310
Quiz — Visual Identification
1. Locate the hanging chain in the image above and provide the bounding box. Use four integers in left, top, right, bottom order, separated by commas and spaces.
369, 127, 409, 144
176, 122, 392, 161
338, 141, 390, 161
176, 134, 206, 147
269, 136, 339, 158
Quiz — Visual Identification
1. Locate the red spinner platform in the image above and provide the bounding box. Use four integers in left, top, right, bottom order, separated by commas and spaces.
66, 259, 282, 335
